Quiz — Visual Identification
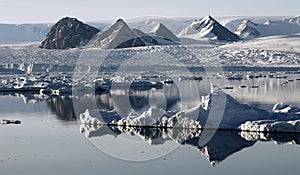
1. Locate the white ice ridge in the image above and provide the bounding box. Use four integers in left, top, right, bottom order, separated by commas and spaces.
272, 102, 300, 114
80, 85, 300, 133
80, 107, 202, 129
240, 120, 300, 133
239, 103, 300, 133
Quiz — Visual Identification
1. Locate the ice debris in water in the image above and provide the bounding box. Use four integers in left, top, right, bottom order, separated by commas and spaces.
80, 85, 300, 133
0, 119, 21, 125
81, 107, 202, 129
240, 103, 300, 133
272, 102, 300, 114
240, 120, 300, 133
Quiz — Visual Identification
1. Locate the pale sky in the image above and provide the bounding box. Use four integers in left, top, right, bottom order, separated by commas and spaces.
0, 0, 299, 23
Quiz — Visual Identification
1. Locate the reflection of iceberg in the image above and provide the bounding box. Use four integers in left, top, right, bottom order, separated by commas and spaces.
80, 86, 300, 132
80, 124, 300, 165
240, 131, 300, 145
80, 124, 202, 145
183, 130, 255, 166
46, 95, 77, 121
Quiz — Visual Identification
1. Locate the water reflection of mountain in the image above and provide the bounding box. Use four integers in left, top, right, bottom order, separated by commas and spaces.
6, 87, 183, 121
80, 124, 300, 165
46, 96, 77, 121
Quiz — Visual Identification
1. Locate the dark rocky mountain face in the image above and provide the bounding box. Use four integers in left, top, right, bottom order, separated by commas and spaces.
40, 17, 100, 49
132, 29, 159, 45
206, 16, 240, 41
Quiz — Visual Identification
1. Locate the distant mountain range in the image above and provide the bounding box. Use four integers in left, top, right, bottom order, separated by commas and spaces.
0, 15, 299, 49
43, 18, 180, 49
235, 17, 300, 39
283, 16, 300, 26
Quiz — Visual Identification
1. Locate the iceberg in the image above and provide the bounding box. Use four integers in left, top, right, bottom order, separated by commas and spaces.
79, 85, 300, 133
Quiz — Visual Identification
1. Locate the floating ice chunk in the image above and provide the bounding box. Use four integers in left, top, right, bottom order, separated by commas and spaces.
78, 85, 300, 133
80, 109, 121, 125
240, 119, 300, 133
272, 102, 300, 114
0, 119, 21, 125
117, 107, 167, 126
110, 107, 202, 129
80, 109, 102, 126
239, 131, 269, 141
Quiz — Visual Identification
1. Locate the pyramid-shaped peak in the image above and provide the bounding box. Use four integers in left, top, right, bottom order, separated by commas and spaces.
90, 18, 147, 49
179, 15, 239, 41
235, 19, 260, 38
111, 19, 131, 29
40, 17, 100, 49
152, 22, 169, 32
204, 15, 214, 20
155, 23, 164, 29
242, 19, 258, 26
201, 15, 217, 22
58, 17, 81, 23
116, 18, 126, 23
151, 22, 179, 42
61, 16, 76, 20
157, 22, 167, 27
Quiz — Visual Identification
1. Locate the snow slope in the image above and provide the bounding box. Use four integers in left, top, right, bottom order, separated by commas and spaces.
253, 20, 300, 37
149, 23, 179, 42
235, 20, 260, 38
220, 16, 289, 31
0, 24, 51, 43
220, 35, 300, 53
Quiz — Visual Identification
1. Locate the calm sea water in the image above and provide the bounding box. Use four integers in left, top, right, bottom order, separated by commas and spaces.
1, 76, 300, 175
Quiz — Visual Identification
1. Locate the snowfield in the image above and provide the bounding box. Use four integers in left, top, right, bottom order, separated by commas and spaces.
0, 36, 299, 70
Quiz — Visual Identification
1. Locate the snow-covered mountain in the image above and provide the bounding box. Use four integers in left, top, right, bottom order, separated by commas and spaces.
235, 20, 260, 38
283, 16, 300, 26
0, 16, 299, 45
150, 23, 179, 42
257, 20, 300, 37
0, 24, 51, 43
131, 29, 159, 45
178, 15, 240, 42
90, 19, 147, 49
40, 17, 100, 49
126, 17, 191, 35
234, 18, 300, 39
90, 19, 179, 49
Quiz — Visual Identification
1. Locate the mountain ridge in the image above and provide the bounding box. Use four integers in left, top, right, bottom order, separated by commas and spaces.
179, 15, 240, 42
